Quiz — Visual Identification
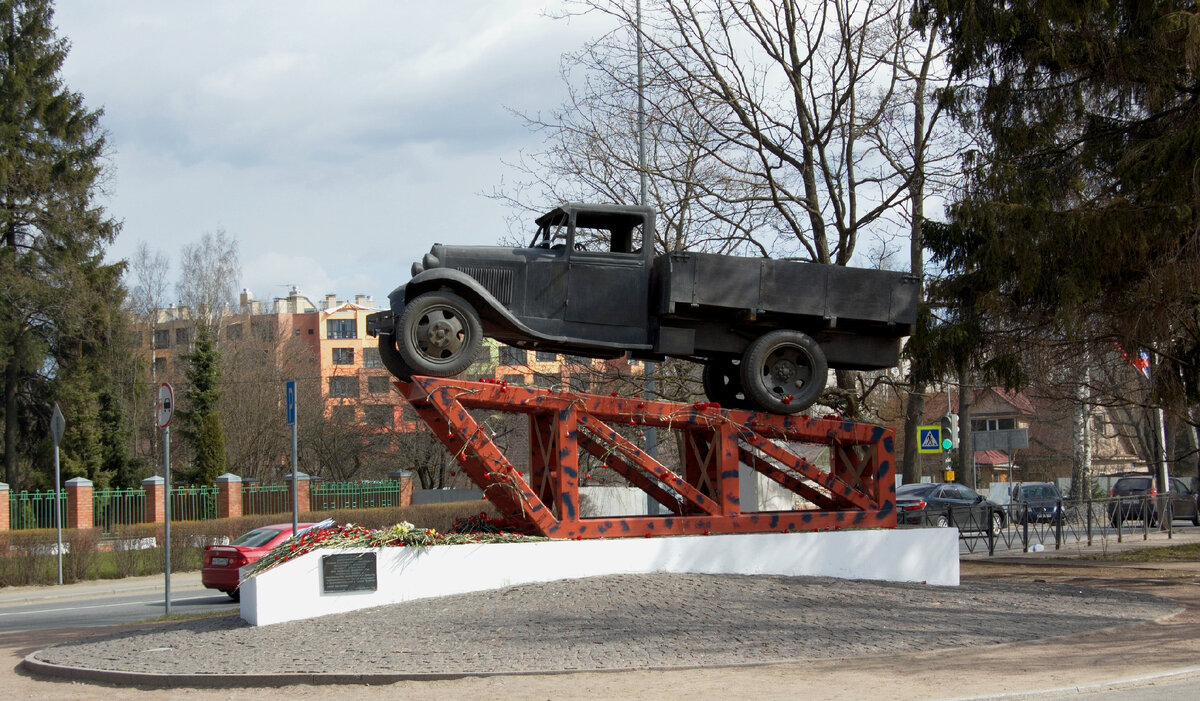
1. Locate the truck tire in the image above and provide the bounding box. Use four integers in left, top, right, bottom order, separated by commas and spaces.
377, 331, 414, 381
740, 330, 827, 414
398, 291, 483, 377
701, 359, 749, 408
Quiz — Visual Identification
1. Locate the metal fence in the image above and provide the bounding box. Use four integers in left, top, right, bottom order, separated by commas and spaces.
169, 485, 218, 521
311, 480, 406, 511
243, 484, 291, 516
919, 494, 1198, 556
8, 490, 68, 530
92, 488, 146, 532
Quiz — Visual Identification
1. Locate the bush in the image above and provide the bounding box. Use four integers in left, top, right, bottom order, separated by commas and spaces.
0, 499, 502, 587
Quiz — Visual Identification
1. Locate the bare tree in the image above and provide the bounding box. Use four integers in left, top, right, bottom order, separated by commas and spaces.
175, 228, 240, 336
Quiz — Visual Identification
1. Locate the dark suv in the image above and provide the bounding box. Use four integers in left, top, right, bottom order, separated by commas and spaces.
1008, 482, 1065, 525
1107, 475, 1200, 527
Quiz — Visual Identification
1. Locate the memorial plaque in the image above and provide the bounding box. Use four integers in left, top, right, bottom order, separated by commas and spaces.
321, 553, 377, 593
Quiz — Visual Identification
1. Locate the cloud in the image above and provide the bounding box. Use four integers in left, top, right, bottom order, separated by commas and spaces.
53, 1, 613, 302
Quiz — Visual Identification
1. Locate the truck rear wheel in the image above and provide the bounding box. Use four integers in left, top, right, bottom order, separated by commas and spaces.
702, 360, 749, 408
740, 330, 827, 414
398, 291, 483, 377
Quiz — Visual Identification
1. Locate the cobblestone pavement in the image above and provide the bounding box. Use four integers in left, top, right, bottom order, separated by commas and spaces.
30, 572, 1175, 677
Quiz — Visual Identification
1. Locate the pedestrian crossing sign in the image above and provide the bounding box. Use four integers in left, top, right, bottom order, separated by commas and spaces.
917, 426, 943, 454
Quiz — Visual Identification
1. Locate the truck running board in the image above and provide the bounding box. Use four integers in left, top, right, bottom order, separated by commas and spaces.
396, 376, 897, 538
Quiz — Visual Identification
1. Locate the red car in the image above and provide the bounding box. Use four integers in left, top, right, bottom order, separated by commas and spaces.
202, 522, 313, 600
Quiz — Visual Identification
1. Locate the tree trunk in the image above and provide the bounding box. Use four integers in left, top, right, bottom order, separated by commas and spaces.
1070, 365, 1092, 500
902, 389, 925, 484
956, 363, 972, 487
4, 337, 19, 489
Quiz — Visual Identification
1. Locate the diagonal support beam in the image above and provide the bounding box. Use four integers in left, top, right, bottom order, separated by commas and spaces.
739, 432, 873, 511
577, 414, 720, 516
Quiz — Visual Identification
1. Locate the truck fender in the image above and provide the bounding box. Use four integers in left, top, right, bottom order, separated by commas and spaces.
402, 268, 530, 338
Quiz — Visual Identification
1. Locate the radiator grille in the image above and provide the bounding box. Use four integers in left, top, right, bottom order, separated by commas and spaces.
456, 266, 514, 305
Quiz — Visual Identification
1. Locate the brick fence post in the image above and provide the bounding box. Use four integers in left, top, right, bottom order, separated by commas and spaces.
65, 477, 93, 530
389, 469, 413, 506
284, 472, 311, 514
0, 482, 8, 531
142, 475, 165, 523
216, 473, 243, 520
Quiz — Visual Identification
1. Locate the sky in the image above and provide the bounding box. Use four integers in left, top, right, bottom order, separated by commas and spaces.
53, 1, 607, 308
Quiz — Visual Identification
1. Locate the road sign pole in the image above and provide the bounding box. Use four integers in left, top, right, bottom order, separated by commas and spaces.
53, 443, 62, 585
157, 383, 174, 617
50, 403, 65, 586
163, 424, 171, 616
287, 379, 298, 537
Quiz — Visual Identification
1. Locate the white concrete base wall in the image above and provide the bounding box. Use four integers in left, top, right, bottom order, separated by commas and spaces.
241, 528, 959, 626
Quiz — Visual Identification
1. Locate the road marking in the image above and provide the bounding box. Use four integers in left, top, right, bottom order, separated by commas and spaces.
0, 594, 231, 617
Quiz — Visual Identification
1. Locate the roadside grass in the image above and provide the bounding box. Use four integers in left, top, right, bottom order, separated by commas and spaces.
1081, 542, 1200, 562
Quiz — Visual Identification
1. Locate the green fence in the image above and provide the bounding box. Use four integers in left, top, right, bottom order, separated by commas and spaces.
9, 490, 68, 530
170, 485, 218, 521
93, 488, 146, 532
311, 480, 405, 511
7, 479, 408, 531
243, 484, 291, 516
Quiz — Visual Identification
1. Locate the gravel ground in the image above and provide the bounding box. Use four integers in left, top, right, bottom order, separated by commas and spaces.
31, 573, 1176, 677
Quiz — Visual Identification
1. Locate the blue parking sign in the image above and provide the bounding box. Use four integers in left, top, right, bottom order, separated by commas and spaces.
286, 380, 296, 425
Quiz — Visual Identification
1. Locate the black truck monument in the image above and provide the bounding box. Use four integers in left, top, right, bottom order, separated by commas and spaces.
366, 203, 918, 414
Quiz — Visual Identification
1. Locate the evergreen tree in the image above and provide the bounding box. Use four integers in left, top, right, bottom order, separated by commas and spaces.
920, 1, 1200, 415
190, 411, 226, 487
178, 327, 227, 485
0, 0, 122, 489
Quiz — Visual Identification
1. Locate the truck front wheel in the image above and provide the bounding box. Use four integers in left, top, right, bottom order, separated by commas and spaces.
398, 291, 483, 377
740, 330, 827, 414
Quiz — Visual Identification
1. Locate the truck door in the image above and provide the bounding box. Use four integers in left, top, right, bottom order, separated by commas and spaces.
564, 214, 649, 334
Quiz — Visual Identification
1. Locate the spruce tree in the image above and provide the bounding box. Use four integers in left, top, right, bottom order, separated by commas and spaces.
0, 0, 121, 489
921, 2, 1200, 400
178, 327, 227, 485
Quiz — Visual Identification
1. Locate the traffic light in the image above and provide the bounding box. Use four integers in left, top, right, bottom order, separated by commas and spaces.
940, 412, 959, 450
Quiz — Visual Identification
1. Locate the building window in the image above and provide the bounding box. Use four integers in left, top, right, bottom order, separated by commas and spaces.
533, 373, 557, 389
364, 405, 394, 427
971, 418, 1017, 432
225, 324, 243, 341
328, 376, 358, 398
368, 375, 393, 394
332, 348, 355, 365
153, 329, 170, 349
500, 345, 526, 365
502, 374, 525, 387
331, 405, 355, 423
363, 348, 382, 368
327, 318, 356, 339
535, 350, 557, 362
175, 328, 190, 346
153, 357, 166, 374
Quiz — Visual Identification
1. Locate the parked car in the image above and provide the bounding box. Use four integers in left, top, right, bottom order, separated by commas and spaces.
201, 522, 314, 600
1008, 482, 1065, 525
896, 482, 1005, 535
1106, 475, 1200, 527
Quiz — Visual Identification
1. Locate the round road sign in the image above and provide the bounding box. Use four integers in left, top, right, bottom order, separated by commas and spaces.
157, 383, 174, 428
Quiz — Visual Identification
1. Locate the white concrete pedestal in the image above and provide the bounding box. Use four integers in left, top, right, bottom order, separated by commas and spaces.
241, 528, 958, 626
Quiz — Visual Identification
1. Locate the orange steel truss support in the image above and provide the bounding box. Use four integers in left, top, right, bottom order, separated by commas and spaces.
396, 376, 896, 539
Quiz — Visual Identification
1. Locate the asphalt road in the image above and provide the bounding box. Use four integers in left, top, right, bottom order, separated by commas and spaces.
0, 575, 237, 633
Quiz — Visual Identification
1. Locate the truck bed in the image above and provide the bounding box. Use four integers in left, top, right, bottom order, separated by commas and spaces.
657, 252, 918, 335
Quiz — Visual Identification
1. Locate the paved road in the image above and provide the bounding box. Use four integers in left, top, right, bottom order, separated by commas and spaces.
0, 572, 236, 632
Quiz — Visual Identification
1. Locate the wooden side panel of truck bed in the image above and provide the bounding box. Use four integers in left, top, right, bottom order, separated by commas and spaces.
661, 252, 917, 333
